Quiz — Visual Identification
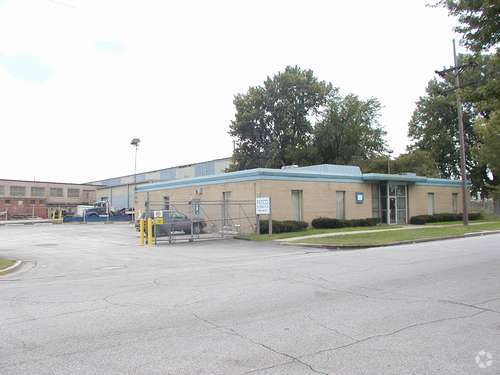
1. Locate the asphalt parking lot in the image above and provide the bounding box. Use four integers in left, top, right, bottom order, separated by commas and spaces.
0, 223, 499, 374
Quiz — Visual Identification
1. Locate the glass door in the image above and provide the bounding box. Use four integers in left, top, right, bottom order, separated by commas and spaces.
389, 197, 396, 224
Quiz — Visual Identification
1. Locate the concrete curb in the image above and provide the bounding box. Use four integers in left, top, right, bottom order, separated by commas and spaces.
0, 260, 23, 275
280, 230, 500, 251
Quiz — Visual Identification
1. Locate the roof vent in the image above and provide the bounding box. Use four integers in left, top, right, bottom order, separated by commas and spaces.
281, 165, 299, 169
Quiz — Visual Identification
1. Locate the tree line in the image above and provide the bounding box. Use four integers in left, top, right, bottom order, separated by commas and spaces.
229, 0, 499, 210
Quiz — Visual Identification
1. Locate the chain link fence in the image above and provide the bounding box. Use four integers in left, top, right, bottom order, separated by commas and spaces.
141, 199, 256, 244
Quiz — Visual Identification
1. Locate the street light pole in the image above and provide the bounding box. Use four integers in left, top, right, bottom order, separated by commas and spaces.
452, 40, 469, 226
387, 149, 394, 174
130, 138, 141, 221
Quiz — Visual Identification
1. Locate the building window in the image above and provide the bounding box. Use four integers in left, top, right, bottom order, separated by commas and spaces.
10, 186, 26, 197
5, 199, 11, 204
427, 193, 435, 215
291, 190, 304, 221
82, 190, 93, 203
67, 188, 80, 198
30, 200, 36, 204
50, 188, 64, 198
163, 196, 170, 211
31, 187, 45, 197
336, 191, 345, 220
0, 186, 4, 196
452, 193, 458, 214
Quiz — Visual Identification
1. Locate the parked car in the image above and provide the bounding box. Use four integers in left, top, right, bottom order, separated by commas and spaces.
135, 211, 206, 236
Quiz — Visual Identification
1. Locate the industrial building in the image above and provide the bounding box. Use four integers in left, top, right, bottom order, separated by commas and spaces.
88, 157, 232, 210
135, 164, 465, 233
0, 179, 98, 219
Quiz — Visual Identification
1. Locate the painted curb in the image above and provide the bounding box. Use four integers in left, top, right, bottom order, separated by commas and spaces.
280, 230, 500, 251
0, 260, 23, 275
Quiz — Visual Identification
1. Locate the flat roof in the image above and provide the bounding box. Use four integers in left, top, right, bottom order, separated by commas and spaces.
86, 156, 232, 184
136, 164, 463, 192
0, 178, 102, 187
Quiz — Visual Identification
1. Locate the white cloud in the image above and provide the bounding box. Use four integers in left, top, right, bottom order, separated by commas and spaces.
0, 0, 462, 182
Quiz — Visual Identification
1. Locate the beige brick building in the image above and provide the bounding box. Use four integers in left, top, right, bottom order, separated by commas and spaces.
135, 164, 465, 233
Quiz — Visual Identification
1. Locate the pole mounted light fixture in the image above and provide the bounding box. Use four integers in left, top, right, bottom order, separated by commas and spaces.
130, 138, 141, 221
387, 149, 394, 175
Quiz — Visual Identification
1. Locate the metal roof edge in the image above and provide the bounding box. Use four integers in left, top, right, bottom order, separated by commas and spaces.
136, 168, 366, 192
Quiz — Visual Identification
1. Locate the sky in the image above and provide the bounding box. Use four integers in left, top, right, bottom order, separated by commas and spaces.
0, 0, 462, 183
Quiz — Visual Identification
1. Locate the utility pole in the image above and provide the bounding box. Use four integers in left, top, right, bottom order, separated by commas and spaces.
435, 40, 470, 225
452, 40, 469, 226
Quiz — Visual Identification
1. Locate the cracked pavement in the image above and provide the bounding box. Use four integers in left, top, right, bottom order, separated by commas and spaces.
0, 224, 499, 374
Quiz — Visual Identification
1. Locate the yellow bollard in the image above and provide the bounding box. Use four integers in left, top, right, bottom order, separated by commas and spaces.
139, 219, 145, 245
147, 218, 153, 247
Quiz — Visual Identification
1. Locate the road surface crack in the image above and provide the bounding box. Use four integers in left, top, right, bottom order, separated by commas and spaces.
192, 313, 329, 375
299, 310, 486, 360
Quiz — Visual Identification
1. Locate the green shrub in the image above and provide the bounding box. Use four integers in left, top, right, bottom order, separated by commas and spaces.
311, 217, 378, 229
259, 220, 308, 234
409, 212, 482, 225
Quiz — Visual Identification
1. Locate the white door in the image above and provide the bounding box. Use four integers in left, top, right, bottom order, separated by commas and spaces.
427, 193, 435, 215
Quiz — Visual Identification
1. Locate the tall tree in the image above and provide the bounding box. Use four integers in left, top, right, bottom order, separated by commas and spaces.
312, 94, 386, 164
360, 150, 440, 177
437, 0, 500, 52
437, 0, 499, 209
408, 77, 479, 179
229, 66, 332, 170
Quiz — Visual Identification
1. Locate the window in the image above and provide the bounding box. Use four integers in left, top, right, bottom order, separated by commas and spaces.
427, 193, 435, 215
30, 200, 36, 204
336, 191, 345, 220
0, 186, 4, 196
67, 188, 80, 198
82, 190, 94, 203
10, 186, 26, 197
50, 188, 64, 198
452, 193, 458, 214
291, 190, 304, 221
5, 199, 11, 204
163, 196, 170, 211
31, 187, 45, 197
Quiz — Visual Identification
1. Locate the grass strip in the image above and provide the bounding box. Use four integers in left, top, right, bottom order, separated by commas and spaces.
0, 259, 16, 271
299, 222, 500, 246
238, 225, 399, 241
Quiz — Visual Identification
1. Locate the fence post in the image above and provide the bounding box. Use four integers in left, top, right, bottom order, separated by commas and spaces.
147, 218, 153, 247
256, 214, 260, 235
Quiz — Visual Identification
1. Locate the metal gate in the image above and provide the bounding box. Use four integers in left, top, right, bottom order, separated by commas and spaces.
142, 199, 256, 244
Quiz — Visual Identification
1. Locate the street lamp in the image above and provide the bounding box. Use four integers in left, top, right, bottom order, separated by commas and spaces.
130, 138, 140, 220
387, 149, 394, 174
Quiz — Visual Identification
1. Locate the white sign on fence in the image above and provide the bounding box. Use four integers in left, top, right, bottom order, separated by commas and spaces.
153, 210, 163, 218
256, 197, 271, 215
